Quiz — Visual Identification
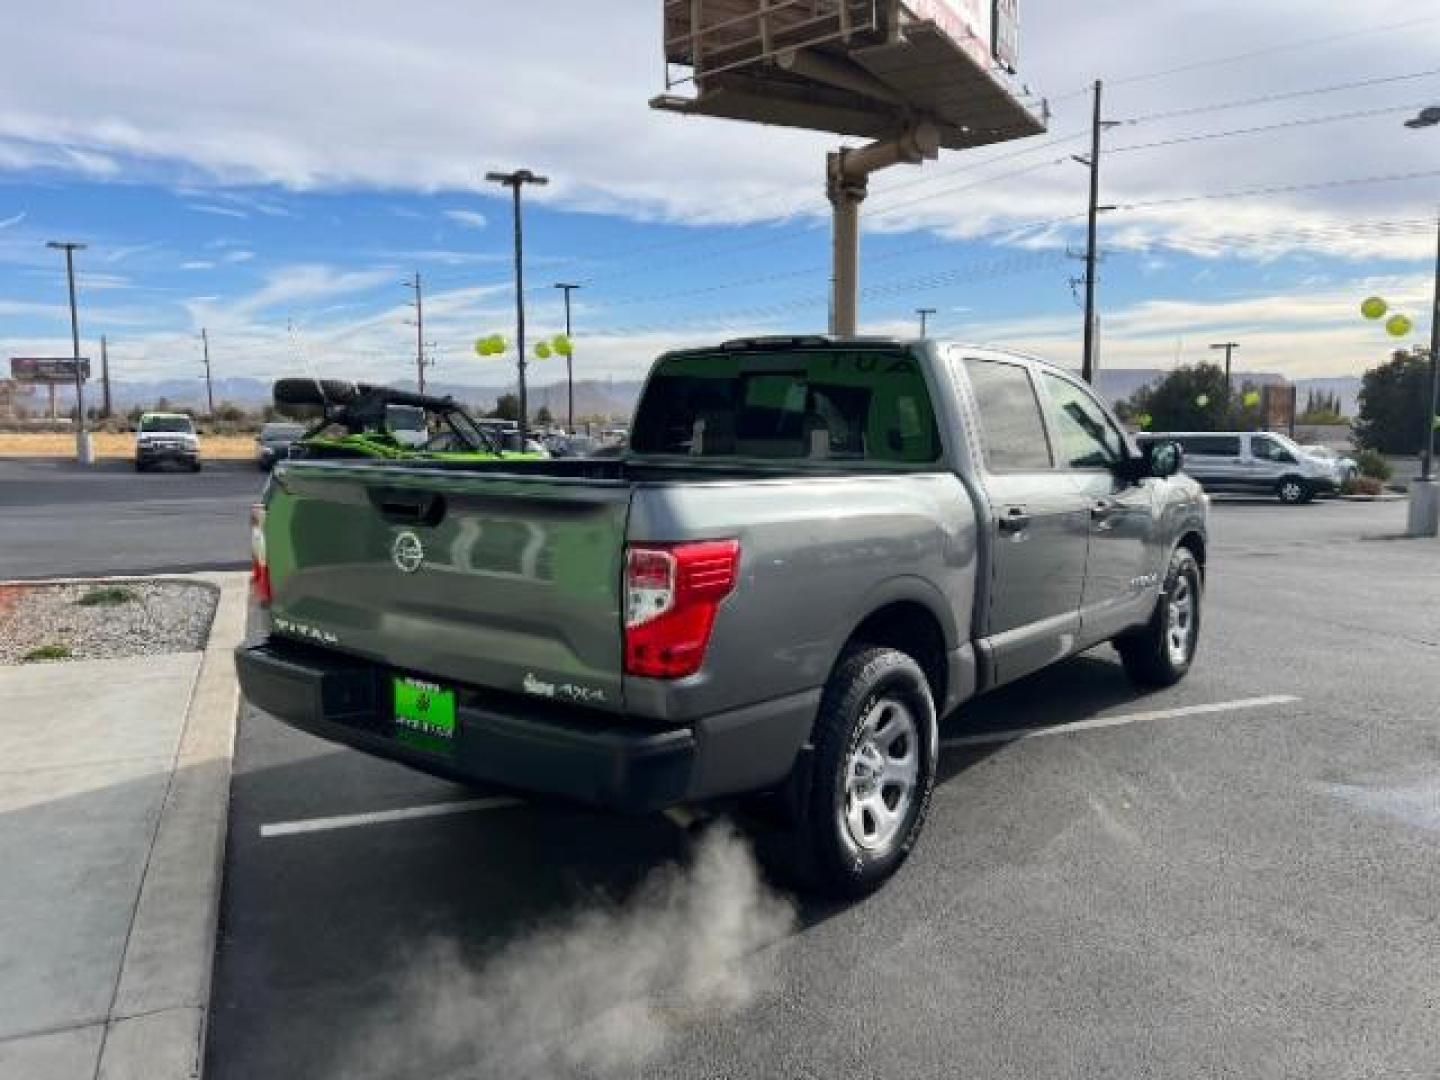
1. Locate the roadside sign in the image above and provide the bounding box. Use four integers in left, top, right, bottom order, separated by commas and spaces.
10, 357, 91, 383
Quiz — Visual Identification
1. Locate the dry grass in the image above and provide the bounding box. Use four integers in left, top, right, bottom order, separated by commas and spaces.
0, 433, 255, 459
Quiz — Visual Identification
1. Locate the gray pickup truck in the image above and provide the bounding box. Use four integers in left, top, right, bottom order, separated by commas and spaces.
238, 337, 1207, 895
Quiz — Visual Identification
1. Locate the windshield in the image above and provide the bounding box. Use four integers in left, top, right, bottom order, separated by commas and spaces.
261, 424, 304, 440
631, 348, 940, 464
140, 416, 194, 433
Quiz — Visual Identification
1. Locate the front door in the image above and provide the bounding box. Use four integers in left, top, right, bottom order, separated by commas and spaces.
1037, 371, 1161, 647
962, 356, 1091, 685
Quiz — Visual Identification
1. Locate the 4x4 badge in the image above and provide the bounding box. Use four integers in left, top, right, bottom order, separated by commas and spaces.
392, 531, 425, 573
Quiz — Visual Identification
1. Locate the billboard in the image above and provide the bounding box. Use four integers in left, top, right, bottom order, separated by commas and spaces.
902, 0, 992, 70
992, 0, 1020, 71
10, 357, 90, 383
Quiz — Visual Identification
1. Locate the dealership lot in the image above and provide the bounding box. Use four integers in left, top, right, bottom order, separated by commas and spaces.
204, 497, 1440, 1080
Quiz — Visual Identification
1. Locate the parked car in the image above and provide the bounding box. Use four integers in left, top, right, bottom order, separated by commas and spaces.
255, 422, 306, 471
239, 337, 1206, 896
1299, 444, 1358, 484
543, 433, 598, 458
1137, 430, 1339, 503
134, 412, 200, 472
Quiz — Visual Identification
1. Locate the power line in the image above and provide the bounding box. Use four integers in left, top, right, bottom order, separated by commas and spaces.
1102, 14, 1440, 90
1109, 102, 1431, 155
1121, 67, 1440, 124
1117, 168, 1440, 211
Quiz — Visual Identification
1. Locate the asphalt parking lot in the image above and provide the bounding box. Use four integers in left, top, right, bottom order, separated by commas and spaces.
206, 497, 1440, 1080
0, 457, 262, 579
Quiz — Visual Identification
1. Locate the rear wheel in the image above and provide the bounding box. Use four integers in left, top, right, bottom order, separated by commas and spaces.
1116, 547, 1202, 688
1277, 477, 1309, 504
769, 647, 937, 898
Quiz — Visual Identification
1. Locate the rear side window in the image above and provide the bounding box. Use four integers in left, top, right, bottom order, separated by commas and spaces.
630, 349, 940, 464
1179, 435, 1241, 457
963, 358, 1052, 471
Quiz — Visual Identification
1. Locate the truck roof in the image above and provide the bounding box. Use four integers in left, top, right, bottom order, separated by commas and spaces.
702, 335, 1067, 372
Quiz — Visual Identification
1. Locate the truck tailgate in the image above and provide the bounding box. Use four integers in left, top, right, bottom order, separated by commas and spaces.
265, 462, 631, 712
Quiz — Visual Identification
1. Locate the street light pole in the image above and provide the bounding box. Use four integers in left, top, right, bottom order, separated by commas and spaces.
486, 169, 549, 441
1403, 107, 1439, 536
1209, 341, 1240, 403
555, 282, 580, 432
47, 241, 90, 463
916, 307, 936, 337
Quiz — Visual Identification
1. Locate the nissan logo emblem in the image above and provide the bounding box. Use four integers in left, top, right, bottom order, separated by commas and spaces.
391, 530, 425, 573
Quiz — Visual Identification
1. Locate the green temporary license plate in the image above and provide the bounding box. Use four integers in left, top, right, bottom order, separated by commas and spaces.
393, 677, 456, 750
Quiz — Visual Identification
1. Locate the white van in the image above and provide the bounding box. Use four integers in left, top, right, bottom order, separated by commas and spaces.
1138, 430, 1339, 504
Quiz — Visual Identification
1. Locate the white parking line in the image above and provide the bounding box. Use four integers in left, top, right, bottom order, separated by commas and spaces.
260, 796, 523, 838
940, 694, 1301, 750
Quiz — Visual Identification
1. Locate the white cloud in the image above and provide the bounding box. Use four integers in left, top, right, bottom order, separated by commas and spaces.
222, 249, 255, 263
187, 203, 248, 220
181, 260, 215, 270
443, 210, 488, 230
0, 211, 24, 229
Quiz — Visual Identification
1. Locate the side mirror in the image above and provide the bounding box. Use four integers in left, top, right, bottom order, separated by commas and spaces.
1142, 439, 1184, 479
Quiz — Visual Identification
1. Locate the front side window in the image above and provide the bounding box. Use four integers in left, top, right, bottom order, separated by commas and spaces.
631, 349, 940, 464
963, 358, 1052, 471
1040, 373, 1126, 469
1251, 435, 1296, 464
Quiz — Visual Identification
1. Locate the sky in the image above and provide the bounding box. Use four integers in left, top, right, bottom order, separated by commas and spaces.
1, 0, 1438, 401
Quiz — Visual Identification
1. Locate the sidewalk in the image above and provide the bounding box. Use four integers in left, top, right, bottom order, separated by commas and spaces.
0, 573, 247, 1080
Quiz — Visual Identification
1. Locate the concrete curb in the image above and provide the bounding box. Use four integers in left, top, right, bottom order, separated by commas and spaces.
86, 571, 247, 1080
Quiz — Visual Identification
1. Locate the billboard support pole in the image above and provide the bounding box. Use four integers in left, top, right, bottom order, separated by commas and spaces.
47, 241, 91, 463
828, 120, 939, 336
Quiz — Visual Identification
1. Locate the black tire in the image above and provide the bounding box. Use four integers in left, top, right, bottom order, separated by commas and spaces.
190, 460, 202, 473
1276, 476, 1309, 504
772, 647, 937, 899
134, 460, 146, 472
1116, 547, 1202, 688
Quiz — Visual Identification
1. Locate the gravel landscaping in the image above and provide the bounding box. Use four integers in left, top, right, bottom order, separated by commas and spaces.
0, 579, 219, 664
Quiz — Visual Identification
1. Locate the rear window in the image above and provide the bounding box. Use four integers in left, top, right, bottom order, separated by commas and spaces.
631, 349, 941, 464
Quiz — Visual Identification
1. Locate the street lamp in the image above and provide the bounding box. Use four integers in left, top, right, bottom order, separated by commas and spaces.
1403, 107, 1439, 537
554, 283, 580, 432
916, 307, 936, 337
1209, 342, 1240, 404
486, 169, 549, 440
46, 241, 91, 464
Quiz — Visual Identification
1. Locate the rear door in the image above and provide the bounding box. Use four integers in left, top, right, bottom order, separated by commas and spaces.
1036, 370, 1161, 646
266, 462, 631, 711
961, 356, 1090, 685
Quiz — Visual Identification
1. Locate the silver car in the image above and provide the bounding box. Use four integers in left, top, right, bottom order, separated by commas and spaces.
1140, 430, 1340, 503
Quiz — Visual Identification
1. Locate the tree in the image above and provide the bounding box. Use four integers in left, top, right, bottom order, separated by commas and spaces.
1353, 348, 1439, 455
535, 405, 554, 427
1119, 362, 1251, 432
487, 393, 520, 421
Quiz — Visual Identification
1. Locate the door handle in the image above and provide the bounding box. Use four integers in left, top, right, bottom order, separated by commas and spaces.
998, 506, 1030, 534
1091, 499, 1119, 530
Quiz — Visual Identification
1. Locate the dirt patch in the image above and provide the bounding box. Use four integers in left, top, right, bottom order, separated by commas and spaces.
0, 433, 255, 460
0, 580, 219, 664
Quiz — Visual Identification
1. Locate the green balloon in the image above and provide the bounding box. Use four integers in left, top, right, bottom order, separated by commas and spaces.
552, 334, 573, 358
1136, 413, 1152, 430
534, 342, 552, 359
1361, 296, 1387, 320
474, 336, 489, 357
1195, 393, 1210, 408
1385, 314, 1413, 338
1243, 390, 1261, 408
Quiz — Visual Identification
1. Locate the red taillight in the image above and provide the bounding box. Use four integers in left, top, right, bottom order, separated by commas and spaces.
250, 503, 272, 607
624, 539, 739, 679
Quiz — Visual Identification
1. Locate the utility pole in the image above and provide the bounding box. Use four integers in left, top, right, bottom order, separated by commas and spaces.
199, 327, 215, 418
916, 307, 936, 337
486, 169, 549, 440
46, 241, 90, 463
1209, 342, 1240, 402
100, 334, 112, 419
1401, 108, 1438, 535
403, 271, 429, 395
555, 282, 580, 432
1080, 80, 1104, 384
1423, 211, 1439, 483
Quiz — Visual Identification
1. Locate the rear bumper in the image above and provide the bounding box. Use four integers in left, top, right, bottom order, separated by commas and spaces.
235, 640, 816, 813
